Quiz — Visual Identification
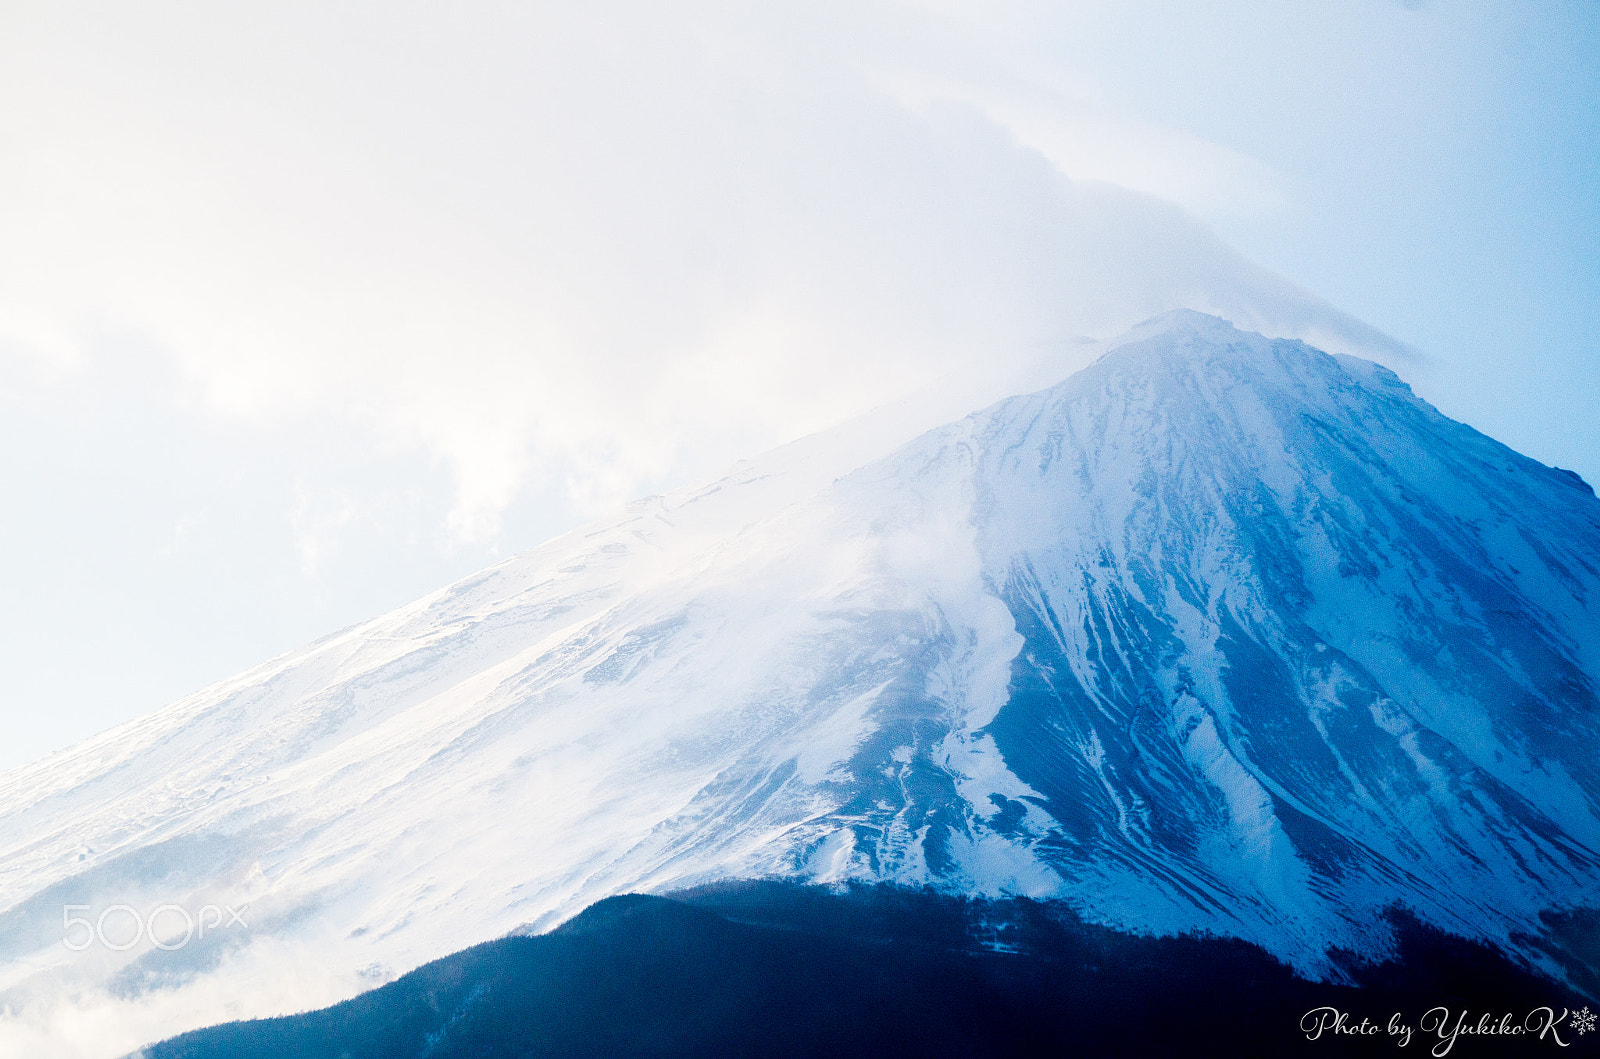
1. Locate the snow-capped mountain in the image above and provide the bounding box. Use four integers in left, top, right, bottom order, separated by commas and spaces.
2, 312, 1597, 1054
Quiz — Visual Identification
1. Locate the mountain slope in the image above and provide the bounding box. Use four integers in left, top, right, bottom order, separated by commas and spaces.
1, 312, 1597, 1054
141, 883, 1590, 1059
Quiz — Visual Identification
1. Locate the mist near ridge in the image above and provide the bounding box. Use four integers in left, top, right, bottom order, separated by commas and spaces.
0, 1, 1426, 771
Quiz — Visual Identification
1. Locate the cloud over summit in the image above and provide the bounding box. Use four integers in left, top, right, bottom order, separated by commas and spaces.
0, 0, 1394, 536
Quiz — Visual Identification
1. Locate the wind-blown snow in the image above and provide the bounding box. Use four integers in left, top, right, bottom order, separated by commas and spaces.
1, 312, 1596, 1057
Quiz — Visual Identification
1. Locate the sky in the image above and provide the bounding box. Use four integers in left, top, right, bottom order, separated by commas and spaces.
0, 0, 1595, 772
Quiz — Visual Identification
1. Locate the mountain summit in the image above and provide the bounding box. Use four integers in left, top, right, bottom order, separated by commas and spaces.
2, 313, 1597, 1052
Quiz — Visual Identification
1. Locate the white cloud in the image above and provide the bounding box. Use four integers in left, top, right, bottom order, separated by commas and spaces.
0, 0, 1400, 543
0, 0, 1452, 775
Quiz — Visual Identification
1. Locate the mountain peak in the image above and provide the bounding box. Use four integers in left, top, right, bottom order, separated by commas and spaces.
1121, 306, 1241, 340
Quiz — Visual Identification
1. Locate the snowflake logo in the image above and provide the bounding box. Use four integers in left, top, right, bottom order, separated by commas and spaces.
1574, 1006, 1597, 1036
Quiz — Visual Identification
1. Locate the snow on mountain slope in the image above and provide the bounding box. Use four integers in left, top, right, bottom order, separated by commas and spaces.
2, 311, 1598, 1055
